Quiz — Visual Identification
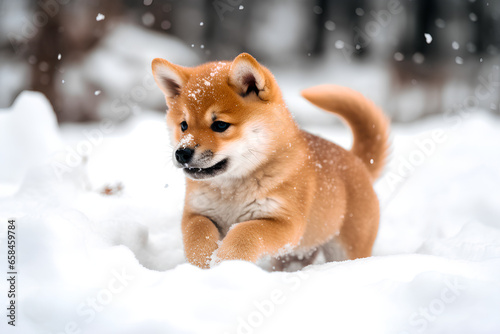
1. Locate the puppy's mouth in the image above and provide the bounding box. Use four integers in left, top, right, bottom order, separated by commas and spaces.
182, 159, 229, 180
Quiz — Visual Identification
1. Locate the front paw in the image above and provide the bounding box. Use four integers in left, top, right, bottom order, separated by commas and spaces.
210, 238, 261, 267
185, 239, 219, 269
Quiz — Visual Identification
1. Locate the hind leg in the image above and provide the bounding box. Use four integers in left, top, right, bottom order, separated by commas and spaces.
331, 181, 381, 260
321, 220, 377, 263
337, 210, 379, 260
271, 248, 320, 271
322, 237, 349, 262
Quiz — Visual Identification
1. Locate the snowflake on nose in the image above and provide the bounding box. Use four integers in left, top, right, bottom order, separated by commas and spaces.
179, 133, 194, 148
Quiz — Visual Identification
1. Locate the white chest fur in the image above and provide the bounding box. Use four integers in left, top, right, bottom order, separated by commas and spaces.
188, 179, 280, 236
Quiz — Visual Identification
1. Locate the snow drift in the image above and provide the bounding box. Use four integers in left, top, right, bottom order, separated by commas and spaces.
1, 91, 500, 334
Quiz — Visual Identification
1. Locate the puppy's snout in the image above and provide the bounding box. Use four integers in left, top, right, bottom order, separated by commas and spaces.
175, 148, 194, 164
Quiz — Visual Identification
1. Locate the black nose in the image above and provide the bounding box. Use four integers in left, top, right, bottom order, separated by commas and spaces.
175, 148, 194, 164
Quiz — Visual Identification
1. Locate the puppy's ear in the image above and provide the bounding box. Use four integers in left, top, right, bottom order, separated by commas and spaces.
152, 58, 189, 101
229, 53, 271, 101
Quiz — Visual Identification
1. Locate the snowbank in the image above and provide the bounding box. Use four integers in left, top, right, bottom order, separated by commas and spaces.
1, 92, 500, 334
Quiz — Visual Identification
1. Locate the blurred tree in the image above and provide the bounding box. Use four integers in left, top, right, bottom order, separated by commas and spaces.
0, 0, 498, 122
28, 0, 123, 121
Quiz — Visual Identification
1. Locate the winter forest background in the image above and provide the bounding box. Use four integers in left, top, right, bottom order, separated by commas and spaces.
1, 0, 499, 123
1, 1, 500, 334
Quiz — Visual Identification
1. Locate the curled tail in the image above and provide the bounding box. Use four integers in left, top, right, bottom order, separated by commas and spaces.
301, 85, 389, 181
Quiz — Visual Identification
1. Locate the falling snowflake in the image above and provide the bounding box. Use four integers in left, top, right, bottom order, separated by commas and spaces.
313, 6, 323, 15
412, 53, 425, 64
466, 42, 477, 53
424, 33, 432, 44
142, 12, 155, 26
161, 20, 171, 30
57, 53, 61, 60
94, 90, 101, 96
435, 18, 445, 28
96, 13, 105, 21
394, 52, 404, 61
325, 20, 336, 31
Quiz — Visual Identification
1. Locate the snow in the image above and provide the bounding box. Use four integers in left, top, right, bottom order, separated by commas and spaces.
394, 52, 404, 61
1, 92, 500, 334
324, 20, 335, 31
96, 13, 105, 21
435, 19, 446, 29
0, 92, 63, 196
424, 33, 433, 44
56, 22, 199, 121
142, 13, 155, 27
334, 40, 345, 49
179, 134, 194, 148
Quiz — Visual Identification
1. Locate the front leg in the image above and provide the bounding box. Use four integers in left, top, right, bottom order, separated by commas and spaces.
213, 219, 304, 265
182, 213, 220, 269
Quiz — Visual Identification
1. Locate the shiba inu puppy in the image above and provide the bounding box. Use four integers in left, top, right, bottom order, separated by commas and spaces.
152, 53, 389, 269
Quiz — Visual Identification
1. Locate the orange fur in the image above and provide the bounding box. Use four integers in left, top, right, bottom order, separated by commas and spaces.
152, 53, 390, 269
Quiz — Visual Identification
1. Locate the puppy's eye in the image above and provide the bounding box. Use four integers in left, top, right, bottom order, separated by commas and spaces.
211, 121, 231, 133
180, 121, 188, 132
